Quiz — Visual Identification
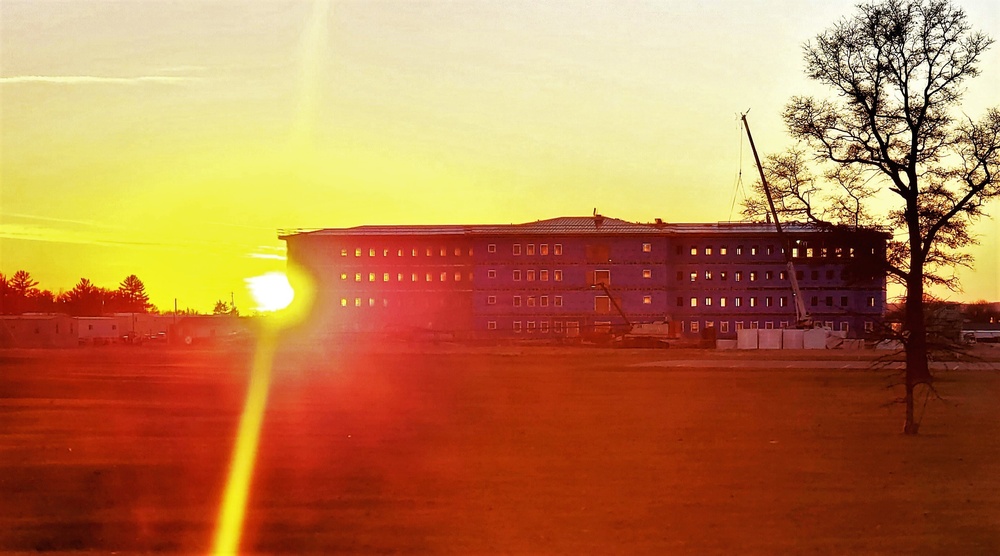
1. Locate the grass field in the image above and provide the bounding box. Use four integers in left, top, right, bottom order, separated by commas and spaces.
1, 344, 999, 554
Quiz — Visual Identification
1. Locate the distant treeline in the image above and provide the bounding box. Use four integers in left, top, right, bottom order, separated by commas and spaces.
0, 270, 180, 317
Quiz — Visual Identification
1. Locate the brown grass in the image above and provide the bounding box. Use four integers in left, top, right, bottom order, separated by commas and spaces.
1, 345, 998, 554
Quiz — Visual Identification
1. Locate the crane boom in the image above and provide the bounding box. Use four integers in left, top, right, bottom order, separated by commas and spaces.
741, 113, 812, 328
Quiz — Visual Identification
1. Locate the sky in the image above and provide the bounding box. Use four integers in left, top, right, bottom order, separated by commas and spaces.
2, 0, 998, 312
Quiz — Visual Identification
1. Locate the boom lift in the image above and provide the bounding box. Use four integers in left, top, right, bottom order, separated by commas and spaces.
591, 282, 674, 347
741, 113, 812, 328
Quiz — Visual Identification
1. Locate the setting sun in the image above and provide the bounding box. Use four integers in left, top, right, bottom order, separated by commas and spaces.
245, 272, 295, 312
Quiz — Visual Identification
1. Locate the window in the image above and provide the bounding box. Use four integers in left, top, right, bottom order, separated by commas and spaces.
438, 247, 445, 257
554, 270, 563, 282
514, 321, 522, 333
704, 297, 712, 306
355, 248, 362, 257
642, 269, 652, 279
826, 270, 834, 279
825, 321, 834, 329
527, 321, 537, 332
369, 298, 375, 307
720, 246, 728, 255
488, 243, 496, 253
398, 273, 404, 282
595, 296, 611, 313
487, 296, 496, 305
736, 246, 744, 255
412, 248, 418, 257
540, 244, 549, 255
676, 245, 684, 255
455, 272, 462, 282
765, 297, 773, 307
369, 272, 376, 282
643, 243, 652, 253
825, 296, 833, 307
367, 248, 374, 257
811, 270, 819, 280
554, 321, 563, 333
426, 248, 433, 256
594, 269, 611, 286
513, 270, 521, 281
554, 296, 563, 307
705, 246, 712, 255
527, 270, 536, 281
797, 271, 804, 280
705, 270, 713, 280
864, 321, 874, 333
766, 245, 774, 255
751, 246, 758, 256
720, 271, 728, 281
750, 321, 759, 329
734, 271, 743, 282
540, 321, 549, 333
340, 272, 348, 281
355, 272, 362, 282
488, 269, 497, 279
867, 296, 876, 307
643, 295, 652, 305
398, 249, 404, 256
841, 296, 849, 307
488, 321, 497, 330
540, 270, 549, 281
720, 297, 727, 307
341, 248, 348, 257
749, 297, 757, 307
527, 296, 536, 307
779, 271, 787, 280
513, 296, 522, 307
690, 247, 698, 256
676, 296, 684, 307
765, 321, 774, 329
840, 322, 849, 332
554, 244, 563, 255
341, 298, 347, 307
527, 244, 535, 255
355, 298, 362, 307
412, 273, 418, 282
690, 272, 697, 282
690, 321, 700, 333
540, 296, 549, 307
513, 244, 521, 255
690, 297, 698, 307
780, 297, 787, 307
735, 321, 744, 330
734, 297, 742, 307
765, 271, 773, 280
720, 321, 730, 333
811, 296, 818, 307
426, 273, 433, 282
749, 271, 757, 281
676, 271, 684, 281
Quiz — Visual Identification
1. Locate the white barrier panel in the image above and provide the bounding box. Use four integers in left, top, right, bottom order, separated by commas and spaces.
716, 339, 738, 350
758, 329, 783, 349
782, 329, 805, 349
737, 328, 759, 349
803, 328, 829, 349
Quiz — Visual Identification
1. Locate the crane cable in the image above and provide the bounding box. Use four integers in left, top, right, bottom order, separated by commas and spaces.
729, 114, 747, 222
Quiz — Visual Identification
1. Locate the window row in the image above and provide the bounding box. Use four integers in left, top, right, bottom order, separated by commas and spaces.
489, 295, 565, 307
503, 320, 581, 333
681, 320, 869, 333
501, 243, 564, 256
341, 271, 474, 283
342, 247, 473, 258
677, 295, 877, 309
678, 269, 846, 282
680, 244, 878, 258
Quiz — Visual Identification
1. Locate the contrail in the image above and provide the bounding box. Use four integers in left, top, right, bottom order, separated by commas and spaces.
0, 75, 195, 85
290, 0, 333, 150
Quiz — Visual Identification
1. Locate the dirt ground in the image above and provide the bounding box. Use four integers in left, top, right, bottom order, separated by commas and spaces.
1, 344, 999, 555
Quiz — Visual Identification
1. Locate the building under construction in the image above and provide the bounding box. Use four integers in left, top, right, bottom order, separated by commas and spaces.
280, 215, 887, 341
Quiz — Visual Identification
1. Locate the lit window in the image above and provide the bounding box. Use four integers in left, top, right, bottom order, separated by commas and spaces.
354, 298, 361, 307
513, 296, 522, 307
720, 297, 727, 307
441, 272, 448, 282
705, 270, 713, 280
440, 248, 447, 257
734, 297, 742, 307
513, 244, 521, 255
704, 297, 712, 306
720, 271, 728, 281
642, 269, 652, 279
383, 249, 389, 257
426, 273, 432, 282
488, 321, 497, 330
868, 296, 876, 307
412, 248, 418, 256
734, 271, 742, 281
690, 297, 698, 307
751, 246, 759, 256
643, 243, 652, 253
340, 298, 347, 307
540, 244, 549, 255
765, 297, 773, 307
527, 270, 535, 281
766, 246, 773, 255
690, 247, 698, 256
540, 270, 549, 281
514, 321, 522, 333
554, 270, 563, 282
426, 248, 433, 256
554, 244, 563, 255
705, 247, 712, 255
369, 298, 375, 307
455, 248, 461, 256
383, 273, 390, 282
527, 244, 535, 255
455, 272, 462, 281
355, 248, 362, 257
487, 295, 496, 305
369, 273, 376, 282
780, 297, 787, 307
554, 296, 563, 307
488, 243, 496, 253
779, 271, 787, 280
691, 321, 700, 333
765, 271, 773, 280
355, 273, 362, 282
749, 297, 757, 307
340, 272, 348, 281
527, 296, 536, 307
540, 296, 549, 307
736, 246, 743, 255
397, 249, 403, 256
341, 248, 348, 257
643, 295, 652, 305
749, 271, 757, 282
720, 246, 728, 255
397, 273, 404, 281
488, 269, 497, 279
411, 273, 418, 282
513, 270, 521, 281
690, 272, 697, 282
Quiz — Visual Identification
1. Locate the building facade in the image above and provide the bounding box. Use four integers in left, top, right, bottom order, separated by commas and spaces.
280, 215, 887, 340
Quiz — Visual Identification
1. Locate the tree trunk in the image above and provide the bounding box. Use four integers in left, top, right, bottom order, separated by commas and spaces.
903, 267, 932, 435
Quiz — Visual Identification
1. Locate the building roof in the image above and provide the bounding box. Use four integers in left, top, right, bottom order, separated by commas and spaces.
279, 216, 884, 239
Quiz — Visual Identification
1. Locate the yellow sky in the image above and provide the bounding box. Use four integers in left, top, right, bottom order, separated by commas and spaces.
2, 0, 998, 312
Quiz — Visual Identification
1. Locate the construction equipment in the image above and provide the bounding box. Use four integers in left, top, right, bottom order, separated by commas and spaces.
741, 112, 813, 328
591, 282, 675, 347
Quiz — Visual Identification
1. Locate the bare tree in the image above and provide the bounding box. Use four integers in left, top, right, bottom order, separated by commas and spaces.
774, 0, 999, 433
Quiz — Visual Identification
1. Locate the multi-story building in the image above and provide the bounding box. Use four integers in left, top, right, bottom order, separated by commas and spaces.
280, 215, 887, 340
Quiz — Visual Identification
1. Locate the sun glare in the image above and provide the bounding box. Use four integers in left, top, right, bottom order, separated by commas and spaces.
246, 272, 295, 312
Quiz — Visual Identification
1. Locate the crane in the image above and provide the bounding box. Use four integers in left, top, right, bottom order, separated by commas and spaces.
741, 112, 812, 328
